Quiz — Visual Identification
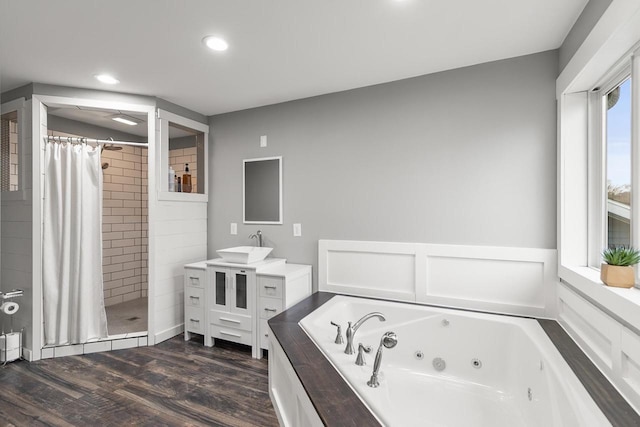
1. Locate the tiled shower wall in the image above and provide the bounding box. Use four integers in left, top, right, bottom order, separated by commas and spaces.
102, 145, 148, 306
169, 146, 198, 193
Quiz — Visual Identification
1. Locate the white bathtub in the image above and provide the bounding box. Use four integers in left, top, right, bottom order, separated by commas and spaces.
299, 295, 611, 427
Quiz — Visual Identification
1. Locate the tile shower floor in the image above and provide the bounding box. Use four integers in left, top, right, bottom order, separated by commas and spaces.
105, 297, 148, 336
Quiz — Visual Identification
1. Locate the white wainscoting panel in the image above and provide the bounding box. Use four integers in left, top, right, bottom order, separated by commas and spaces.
319, 240, 557, 317
622, 328, 640, 402
559, 283, 640, 412
150, 200, 207, 344
320, 241, 422, 301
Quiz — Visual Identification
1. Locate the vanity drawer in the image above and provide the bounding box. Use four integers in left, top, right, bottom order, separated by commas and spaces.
185, 268, 205, 288
185, 307, 205, 334
210, 310, 252, 332
212, 326, 253, 346
260, 318, 270, 350
259, 297, 284, 320
185, 286, 204, 309
258, 276, 284, 299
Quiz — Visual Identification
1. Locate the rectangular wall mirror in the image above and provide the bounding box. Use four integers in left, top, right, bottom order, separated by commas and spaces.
243, 156, 282, 224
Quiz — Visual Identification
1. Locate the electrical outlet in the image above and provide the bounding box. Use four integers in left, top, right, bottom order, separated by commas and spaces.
230, 223, 237, 235
260, 135, 267, 147
293, 223, 302, 237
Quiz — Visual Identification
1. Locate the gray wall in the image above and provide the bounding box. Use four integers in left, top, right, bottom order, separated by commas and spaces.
208, 50, 559, 286
559, 0, 612, 73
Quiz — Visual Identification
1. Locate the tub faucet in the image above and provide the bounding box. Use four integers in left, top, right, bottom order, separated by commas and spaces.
344, 312, 386, 355
367, 331, 398, 388
249, 230, 263, 247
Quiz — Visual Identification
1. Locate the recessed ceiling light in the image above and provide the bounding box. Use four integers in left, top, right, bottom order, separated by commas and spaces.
95, 74, 120, 85
111, 114, 141, 126
203, 36, 229, 52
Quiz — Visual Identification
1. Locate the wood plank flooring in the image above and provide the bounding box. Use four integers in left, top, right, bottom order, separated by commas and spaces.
0, 335, 279, 427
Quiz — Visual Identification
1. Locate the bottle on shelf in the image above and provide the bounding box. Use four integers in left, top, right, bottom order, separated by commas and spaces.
176, 176, 182, 192
183, 163, 192, 193
169, 166, 175, 192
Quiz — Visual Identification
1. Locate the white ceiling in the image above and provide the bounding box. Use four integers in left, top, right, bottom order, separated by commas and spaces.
0, 0, 587, 116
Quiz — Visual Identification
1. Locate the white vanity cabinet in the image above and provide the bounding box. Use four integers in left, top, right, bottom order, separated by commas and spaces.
184, 258, 312, 359
183, 262, 211, 346
257, 264, 313, 355
208, 265, 256, 351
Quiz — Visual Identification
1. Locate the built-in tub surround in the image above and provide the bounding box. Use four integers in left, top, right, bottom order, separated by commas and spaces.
269, 293, 640, 427
298, 295, 610, 426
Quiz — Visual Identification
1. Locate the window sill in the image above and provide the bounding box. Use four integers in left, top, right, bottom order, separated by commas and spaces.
157, 191, 208, 203
559, 265, 640, 333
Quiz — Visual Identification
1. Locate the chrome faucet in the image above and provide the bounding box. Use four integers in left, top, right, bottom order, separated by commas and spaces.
367, 331, 398, 388
249, 230, 263, 247
344, 312, 386, 354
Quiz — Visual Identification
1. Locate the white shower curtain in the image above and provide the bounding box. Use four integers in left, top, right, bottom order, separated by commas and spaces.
43, 141, 108, 345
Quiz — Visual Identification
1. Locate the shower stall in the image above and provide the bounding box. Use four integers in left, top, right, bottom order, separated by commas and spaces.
43, 107, 149, 345
2, 90, 212, 361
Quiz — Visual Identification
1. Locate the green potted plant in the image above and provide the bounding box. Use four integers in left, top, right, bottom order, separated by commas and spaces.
601, 246, 640, 288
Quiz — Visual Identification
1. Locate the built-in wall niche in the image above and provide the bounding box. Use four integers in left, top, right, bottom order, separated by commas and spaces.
158, 109, 208, 201
0, 98, 26, 200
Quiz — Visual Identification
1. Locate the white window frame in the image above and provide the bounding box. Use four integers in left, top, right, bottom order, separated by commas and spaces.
1, 97, 27, 201
157, 109, 209, 202
557, 0, 640, 334
588, 66, 632, 269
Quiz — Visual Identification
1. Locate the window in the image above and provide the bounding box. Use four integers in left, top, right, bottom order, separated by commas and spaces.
603, 77, 632, 248
0, 110, 19, 191
157, 109, 209, 201
168, 121, 205, 194
0, 98, 25, 199
588, 55, 639, 278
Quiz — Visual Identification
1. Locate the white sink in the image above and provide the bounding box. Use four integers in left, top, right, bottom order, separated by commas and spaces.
216, 246, 273, 264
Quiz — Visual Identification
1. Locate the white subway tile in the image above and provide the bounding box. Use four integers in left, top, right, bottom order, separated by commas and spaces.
112, 337, 138, 350
84, 341, 112, 354
104, 295, 122, 307
54, 344, 84, 358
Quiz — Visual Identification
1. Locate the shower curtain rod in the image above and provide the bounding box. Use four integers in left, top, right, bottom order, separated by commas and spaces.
46, 135, 148, 148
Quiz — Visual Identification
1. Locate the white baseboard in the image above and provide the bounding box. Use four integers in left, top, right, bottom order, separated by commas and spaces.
154, 323, 184, 344
21, 347, 33, 361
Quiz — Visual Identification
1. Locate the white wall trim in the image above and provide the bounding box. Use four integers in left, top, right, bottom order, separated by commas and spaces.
31, 94, 156, 360
319, 240, 558, 318
21, 347, 33, 362
154, 323, 183, 345
557, 0, 640, 96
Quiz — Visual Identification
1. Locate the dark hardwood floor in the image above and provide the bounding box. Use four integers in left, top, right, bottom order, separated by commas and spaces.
0, 335, 279, 427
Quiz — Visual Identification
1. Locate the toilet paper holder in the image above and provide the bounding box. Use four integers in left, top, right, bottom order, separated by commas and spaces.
1, 289, 23, 317
1, 289, 24, 300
